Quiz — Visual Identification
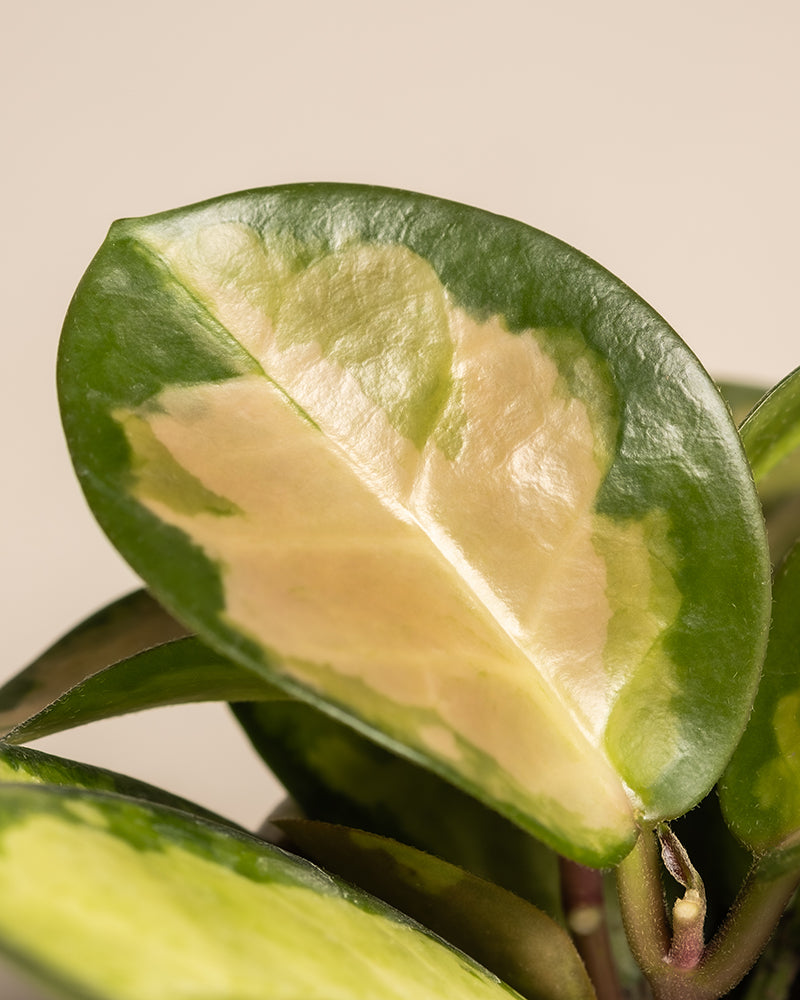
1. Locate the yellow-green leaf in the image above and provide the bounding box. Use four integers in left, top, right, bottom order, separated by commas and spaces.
0, 784, 521, 1000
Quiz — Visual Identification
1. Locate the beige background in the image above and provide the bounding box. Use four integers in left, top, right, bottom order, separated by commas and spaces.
1, 2, 798, 996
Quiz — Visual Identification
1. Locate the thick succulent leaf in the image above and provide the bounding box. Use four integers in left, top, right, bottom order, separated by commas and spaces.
0, 742, 237, 828
4, 636, 282, 745
275, 818, 593, 1000
719, 542, 800, 864
0, 590, 187, 736
738, 367, 800, 564
0, 784, 520, 1000
58, 183, 770, 865
235, 699, 562, 917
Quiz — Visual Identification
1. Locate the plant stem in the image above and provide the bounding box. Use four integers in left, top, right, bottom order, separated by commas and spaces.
560, 857, 624, 1000
656, 825, 706, 972
669, 890, 705, 971
615, 828, 671, 981
692, 858, 800, 998
618, 829, 800, 1000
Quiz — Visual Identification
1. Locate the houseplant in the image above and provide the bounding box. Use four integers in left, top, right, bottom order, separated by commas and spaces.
0, 183, 799, 1000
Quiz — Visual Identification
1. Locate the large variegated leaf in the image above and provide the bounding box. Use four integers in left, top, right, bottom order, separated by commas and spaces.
58, 184, 770, 865
719, 541, 800, 867
235, 700, 562, 917
0, 784, 520, 1000
275, 819, 593, 1000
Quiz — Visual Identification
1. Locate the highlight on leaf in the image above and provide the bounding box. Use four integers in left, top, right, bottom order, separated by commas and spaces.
56, 184, 771, 867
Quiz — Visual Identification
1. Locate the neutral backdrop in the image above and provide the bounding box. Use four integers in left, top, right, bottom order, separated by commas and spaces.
1, 2, 798, 997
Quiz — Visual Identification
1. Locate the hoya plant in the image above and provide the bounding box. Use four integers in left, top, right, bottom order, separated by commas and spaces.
2, 183, 800, 1000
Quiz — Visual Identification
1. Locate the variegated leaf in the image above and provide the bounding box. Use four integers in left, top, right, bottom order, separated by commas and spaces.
0, 784, 520, 1000
0, 742, 236, 828
58, 184, 770, 865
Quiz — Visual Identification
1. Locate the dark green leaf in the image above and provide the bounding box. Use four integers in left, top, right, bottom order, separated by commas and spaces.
5, 636, 282, 745
235, 699, 562, 917
0, 590, 187, 737
276, 818, 594, 1000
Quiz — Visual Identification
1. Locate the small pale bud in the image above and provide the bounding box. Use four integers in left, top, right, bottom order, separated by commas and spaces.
567, 905, 603, 936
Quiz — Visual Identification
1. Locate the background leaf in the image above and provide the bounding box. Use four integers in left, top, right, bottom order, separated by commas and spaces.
235, 699, 562, 918
0, 590, 187, 737
715, 382, 766, 426
719, 541, 800, 864
4, 636, 282, 745
738, 367, 800, 564
275, 818, 593, 1000
59, 184, 770, 864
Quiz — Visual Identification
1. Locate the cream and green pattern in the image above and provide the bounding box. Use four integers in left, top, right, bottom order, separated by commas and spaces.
58, 185, 770, 866
0, 785, 520, 1000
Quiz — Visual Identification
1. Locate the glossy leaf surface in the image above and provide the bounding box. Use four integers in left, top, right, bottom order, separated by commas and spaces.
4, 636, 281, 744
236, 699, 562, 916
276, 818, 593, 1000
59, 184, 770, 864
0, 590, 188, 737
720, 541, 800, 865
0, 784, 519, 1000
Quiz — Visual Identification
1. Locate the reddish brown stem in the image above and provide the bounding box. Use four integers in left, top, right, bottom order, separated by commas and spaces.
560, 857, 624, 1000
